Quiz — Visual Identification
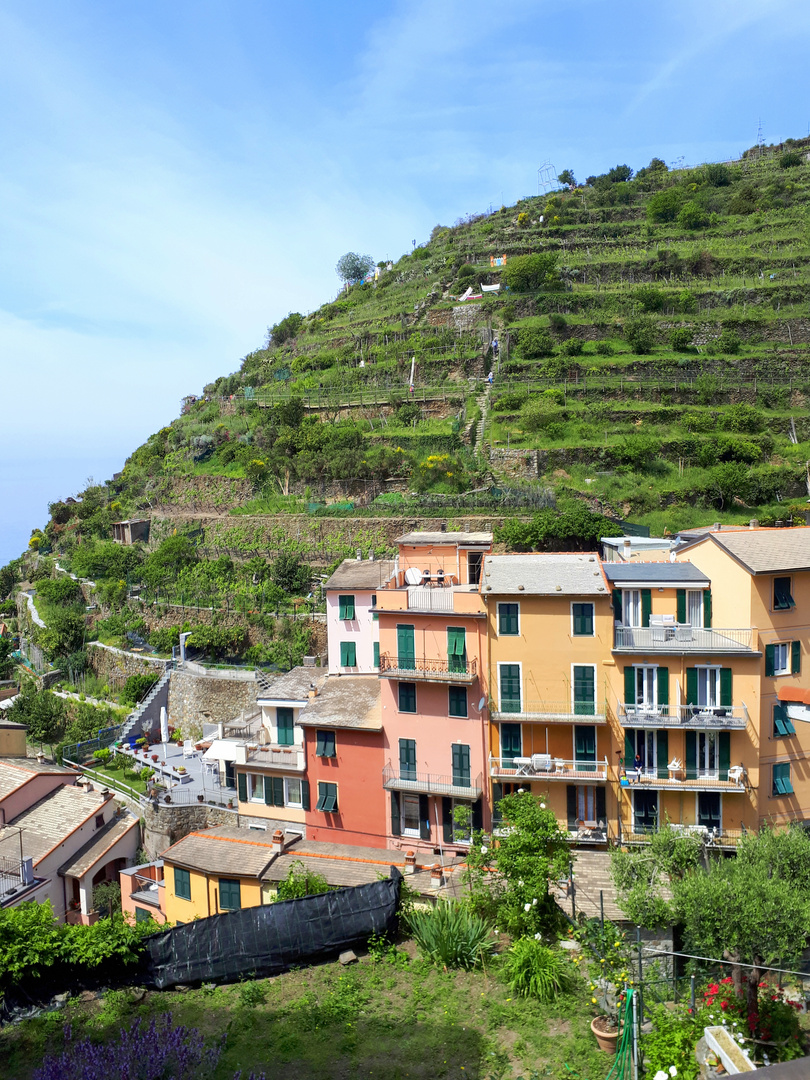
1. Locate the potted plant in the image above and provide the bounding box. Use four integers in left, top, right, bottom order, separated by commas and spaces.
164, 794, 171, 804
151, 754, 158, 762
177, 766, 187, 774
197, 794, 205, 803
573, 920, 631, 1051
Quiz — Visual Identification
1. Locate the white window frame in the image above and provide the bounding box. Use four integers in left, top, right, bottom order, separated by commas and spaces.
498, 660, 523, 714
686, 590, 704, 628
249, 773, 265, 803
697, 731, 718, 779
570, 662, 598, 715
622, 589, 642, 627
630, 728, 657, 778
401, 793, 421, 838
695, 792, 722, 832
570, 601, 595, 637
497, 601, 520, 637
577, 786, 599, 824
773, 642, 790, 676
695, 665, 722, 708
632, 664, 659, 710
284, 777, 303, 809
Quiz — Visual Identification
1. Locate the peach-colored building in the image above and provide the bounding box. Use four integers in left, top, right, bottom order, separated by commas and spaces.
377, 530, 492, 853
324, 558, 395, 674
120, 860, 167, 924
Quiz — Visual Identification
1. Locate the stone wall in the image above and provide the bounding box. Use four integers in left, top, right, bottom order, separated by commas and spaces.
87, 642, 169, 684
141, 800, 304, 858
489, 447, 540, 482
167, 666, 260, 734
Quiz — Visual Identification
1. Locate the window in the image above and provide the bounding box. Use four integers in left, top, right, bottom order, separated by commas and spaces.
277, 706, 294, 746
95, 814, 105, 829
574, 725, 596, 769
697, 731, 718, 777
686, 590, 704, 628
443, 798, 474, 843
447, 627, 466, 673
399, 738, 416, 780
773, 762, 794, 796
249, 773, 265, 802
219, 878, 241, 910
698, 792, 721, 832
338, 594, 356, 620
452, 743, 471, 787
498, 663, 521, 713
259, 775, 306, 808
686, 666, 732, 710
401, 793, 421, 837
448, 685, 468, 718
628, 728, 660, 778
372, 594, 378, 621
316, 782, 338, 812
678, 589, 709, 627
566, 785, 606, 830
174, 867, 191, 901
622, 590, 642, 627
633, 665, 657, 709
572, 603, 594, 636
135, 907, 153, 923
340, 641, 357, 667
398, 681, 417, 713
285, 777, 303, 808
316, 730, 336, 757
765, 641, 801, 677
498, 603, 519, 636
467, 551, 483, 585
633, 790, 658, 832
397, 624, 415, 670
573, 665, 596, 716
373, 641, 380, 668
773, 704, 796, 737
773, 577, 795, 611
500, 722, 522, 761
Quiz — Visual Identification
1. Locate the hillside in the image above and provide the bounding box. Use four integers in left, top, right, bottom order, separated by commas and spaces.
4, 132, 810, 675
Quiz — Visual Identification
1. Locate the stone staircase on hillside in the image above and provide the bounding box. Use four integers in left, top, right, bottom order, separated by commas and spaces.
555, 851, 626, 923
120, 668, 173, 743
472, 388, 490, 455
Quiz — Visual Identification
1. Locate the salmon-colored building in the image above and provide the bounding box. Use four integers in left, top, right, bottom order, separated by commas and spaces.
376, 530, 492, 853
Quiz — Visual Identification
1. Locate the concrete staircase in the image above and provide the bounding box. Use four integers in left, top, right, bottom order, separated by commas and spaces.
120, 668, 172, 743
555, 851, 625, 923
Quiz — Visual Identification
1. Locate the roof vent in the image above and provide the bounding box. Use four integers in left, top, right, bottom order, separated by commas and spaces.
555, 585, 562, 591
440, 521, 447, 532
518, 584, 524, 591
303, 655, 316, 668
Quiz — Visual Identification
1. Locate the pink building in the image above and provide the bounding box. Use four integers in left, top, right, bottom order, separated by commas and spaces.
120, 860, 167, 924
324, 558, 395, 674
376, 530, 492, 854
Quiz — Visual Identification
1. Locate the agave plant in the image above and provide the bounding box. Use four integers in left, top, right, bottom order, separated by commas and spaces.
406, 900, 493, 970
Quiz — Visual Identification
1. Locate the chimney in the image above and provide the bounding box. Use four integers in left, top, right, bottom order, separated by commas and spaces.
356, 548, 362, 560
36, 750, 45, 764
712, 522, 721, 531
750, 519, 760, 530
404, 851, 416, 875
440, 521, 447, 533
369, 551, 375, 561
622, 538, 632, 560
303, 655, 316, 668
430, 864, 444, 891
271, 829, 285, 854
217, 722, 225, 739
234, 744, 247, 765
309, 683, 319, 698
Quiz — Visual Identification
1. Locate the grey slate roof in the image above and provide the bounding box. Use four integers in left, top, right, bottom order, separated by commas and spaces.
603, 562, 710, 586
162, 828, 278, 879
396, 531, 492, 546
263, 841, 464, 888
0, 758, 76, 801
705, 529, 810, 574
324, 559, 396, 591
297, 675, 382, 730
58, 813, 139, 879
482, 553, 608, 596
0, 785, 110, 866
256, 667, 327, 703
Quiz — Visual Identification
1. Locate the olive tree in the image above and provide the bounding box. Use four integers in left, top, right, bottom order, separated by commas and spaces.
335, 252, 375, 285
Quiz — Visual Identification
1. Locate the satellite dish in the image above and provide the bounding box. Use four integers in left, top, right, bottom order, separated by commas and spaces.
478, 697, 486, 711
404, 567, 423, 585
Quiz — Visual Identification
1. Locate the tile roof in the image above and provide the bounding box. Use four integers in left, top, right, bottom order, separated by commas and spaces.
396, 531, 492, 546
297, 675, 382, 730
0, 785, 110, 865
324, 559, 396, 591
58, 813, 139, 879
705, 529, 810, 574
603, 562, 709, 585
264, 841, 464, 888
482, 553, 608, 596
256, 667, 328, 703
161, 828, 278, 878
0, 758, 76, 800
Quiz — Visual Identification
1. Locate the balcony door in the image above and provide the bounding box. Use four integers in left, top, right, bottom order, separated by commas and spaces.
635, 666, 657, 710
698, 792, 722, 832
622, 590, 642, 627
574, 725, 596, 772
397, 624, 415, 671
686, 590, 704, 628
573, 665, 596, 716
633, 790, 658, 832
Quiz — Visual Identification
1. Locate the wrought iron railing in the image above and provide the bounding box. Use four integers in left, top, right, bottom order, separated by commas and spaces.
614, 626, 754, 652
379, 654, 477, 679
619, 702, 748, 728
382, 762, 483, 797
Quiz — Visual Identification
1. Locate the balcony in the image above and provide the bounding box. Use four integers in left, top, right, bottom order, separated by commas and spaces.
621, 766, 746, 792
376, 583, 485, 617
130, 873, 164, 909
623, 826, 745, 848
383, 762, 483, 799
244, 745, 307, 772
379, 654, 477, 684
491, 699, 607, 724
489, 755, 609, 782
619, 703, 749, 730
613, 626, 756, 654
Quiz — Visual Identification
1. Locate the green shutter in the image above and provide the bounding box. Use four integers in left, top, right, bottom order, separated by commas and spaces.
656, 730, 669, 779
391, 792, 401, 836
452, 744, 471, 786
449, 685, 468, 717
774, 704, 795, 737
686, 668, 698, 707
765, 644, 776, 677
340, 641, 356, 667
272, 776, 285, 807
264, 776, 274, 805
612, 591, 622, 622
447, 627, 466, 673
575, 725, 596, 771
573, 603, 594, 635
399, 738, 416, 780
338, 595, 355, 620
704, 590, 712, 628
641, 589, 652, 628
792, 640, 801, 675
301, 781, 310, 811
676, 590, 686, 623
373, 641, 380, 668
499, 664, 521, 713
566, 785, 577, 830
499, 603, 519, 635
573, 666, 595, 715
397, 625, 415, 670
596, 786, 606, 822
624, 666, 635, 706
657, 667, 669, 716
277, 707, 294, 745
316, 730, 326, 756
419, 794, 430, 840
491, 783, 503, 827
237, 772, 247, 803
500, 723, 522, 760
472, 799, 483, 831
624, 730, 635, 769
398, 682, 416, 712
442, 797, 454, 843
718, 731, 731, 782
720, 668, 732, 708
685, 731, 697, 780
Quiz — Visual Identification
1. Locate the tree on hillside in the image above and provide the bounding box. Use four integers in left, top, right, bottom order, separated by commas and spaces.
502, 253, 561, 292
557, 169, 576, 188
336, 252, 375, 285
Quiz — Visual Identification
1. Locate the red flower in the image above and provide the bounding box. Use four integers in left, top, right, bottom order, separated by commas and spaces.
720, 1001, 729, 1011
721, 977, 733, 984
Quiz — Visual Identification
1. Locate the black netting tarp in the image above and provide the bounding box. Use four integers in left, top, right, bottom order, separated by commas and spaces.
140, 868, 402, 989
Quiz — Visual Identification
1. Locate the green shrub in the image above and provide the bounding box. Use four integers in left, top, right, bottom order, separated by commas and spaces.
704, 162, 731, 187
276, 861, 331, 900
519, 327, 555, 359
502, 938, 574, 1001
718, 329, 742, 354
547, 313, 567, 332
492, 390, 529, 412
634, 285, 665, 312
502, 253, 561, 292
623, 316, 657, 354
412, 453, 467, 494
594, 340, 613, 355
669, 328, 693, 351
677, 200, 709, 229
406, 901, 493, 970
695, 373, 720, 405
723, 403, 763, 434
646, 188, 682, 223
120, 674, 159, 708
521, 398, 559, 433
779, 150, 803, 169
560, 338, 583, 356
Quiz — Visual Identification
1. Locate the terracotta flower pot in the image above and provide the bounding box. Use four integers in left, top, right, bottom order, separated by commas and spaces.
591, 1017, 620, 1053
197, 794, 204, 803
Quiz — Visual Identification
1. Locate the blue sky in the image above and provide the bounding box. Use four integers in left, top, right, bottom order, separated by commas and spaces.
2, 0, 809, 564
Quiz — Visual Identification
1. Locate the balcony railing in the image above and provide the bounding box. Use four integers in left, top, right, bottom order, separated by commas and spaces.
382, 762, 483, 799
246, 745, 307, 771
489, 755, 609, 781
622, 826, 745, 848
407, 586, 456, 613
621, 766, 746, 791
619, 702, 748, 729
490, 699, 607, 724
614, 626, 755, 653
379, 654, 477, 683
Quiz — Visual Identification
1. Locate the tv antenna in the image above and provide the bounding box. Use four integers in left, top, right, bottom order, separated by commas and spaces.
537, 162, 557, 196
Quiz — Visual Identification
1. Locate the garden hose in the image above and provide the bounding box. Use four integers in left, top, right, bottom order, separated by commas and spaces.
565, 988, 635, 1080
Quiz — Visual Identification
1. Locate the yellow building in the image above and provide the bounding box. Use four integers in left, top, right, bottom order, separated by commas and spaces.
483, 552, 616, 841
